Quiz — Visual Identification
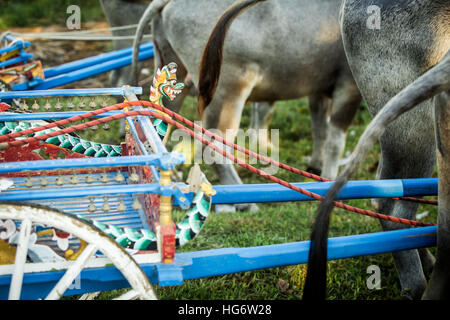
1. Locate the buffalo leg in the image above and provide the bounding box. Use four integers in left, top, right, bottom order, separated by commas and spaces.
307, 95, 331, 176
321, 75, 361, 179
423, 91, 450, 299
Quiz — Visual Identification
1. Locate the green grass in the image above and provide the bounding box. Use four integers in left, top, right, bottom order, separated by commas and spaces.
0, 0, 104, 29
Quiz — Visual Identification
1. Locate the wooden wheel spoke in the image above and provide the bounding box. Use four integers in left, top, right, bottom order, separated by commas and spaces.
0, 203, 157, 300
113, 289, 139, 300
8, 219, 32, 300
45, 244, 98, 300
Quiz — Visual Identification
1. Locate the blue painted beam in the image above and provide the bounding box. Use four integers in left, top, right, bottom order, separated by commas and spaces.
0, 178, 437, 205
0, 183, 160, 201
0, 53, 34, 69
123, 91, 168, 155
0, 37, 30, 55
0, 34, 30, 47
125, 114, 161, 182
0, 87, 142, 101
171, 226, 437, 283
0, 111, 130, 121
0, 153, 185, 173
0, 226, 437, 299
208, 178, 438, 204
29, 48, 154, 90
43, 42, 154, 78
402, 178, 439, 197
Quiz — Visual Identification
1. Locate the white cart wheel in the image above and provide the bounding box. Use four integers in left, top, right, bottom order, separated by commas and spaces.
0, 202, 157, 300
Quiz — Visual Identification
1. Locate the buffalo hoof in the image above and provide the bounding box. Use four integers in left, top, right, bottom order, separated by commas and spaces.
215, 203, 259, 214
306, 166, 322, 176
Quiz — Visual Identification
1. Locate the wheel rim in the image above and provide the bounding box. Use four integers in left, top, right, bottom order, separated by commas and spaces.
0, 202, 157, 300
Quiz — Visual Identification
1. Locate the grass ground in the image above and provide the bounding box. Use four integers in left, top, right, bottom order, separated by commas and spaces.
0, 0, 103, 29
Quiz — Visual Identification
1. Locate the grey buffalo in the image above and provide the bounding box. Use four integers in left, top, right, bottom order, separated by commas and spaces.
305, 0, 450, 300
